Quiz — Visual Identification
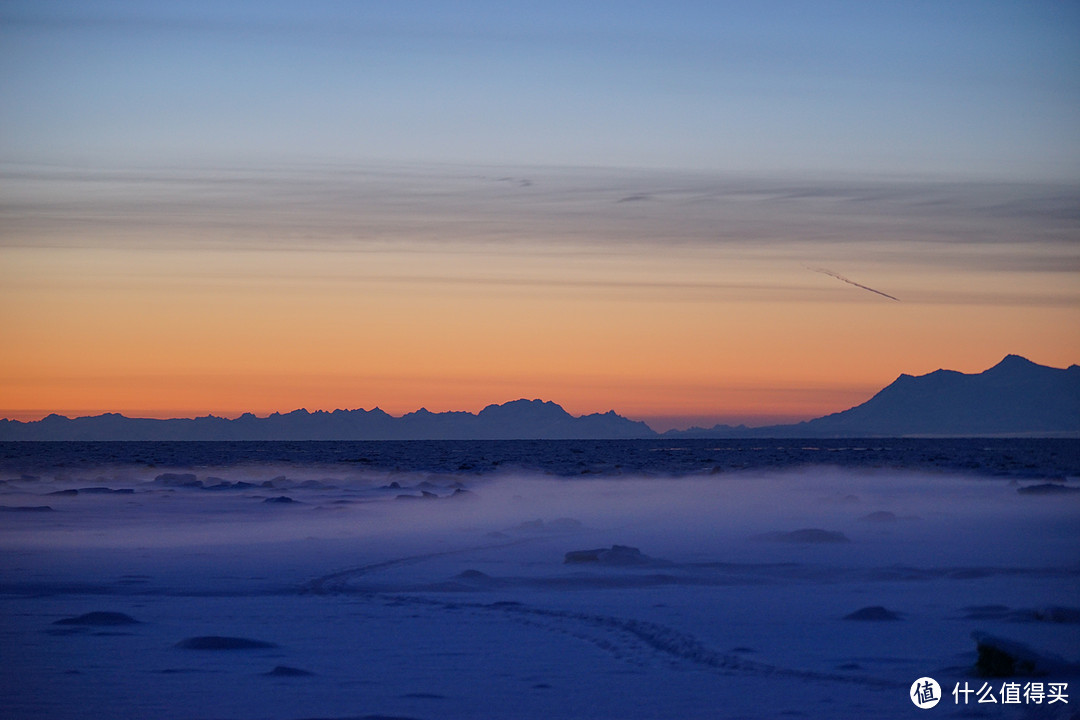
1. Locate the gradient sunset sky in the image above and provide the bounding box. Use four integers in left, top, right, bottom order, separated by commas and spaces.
2, 1, 1078, 431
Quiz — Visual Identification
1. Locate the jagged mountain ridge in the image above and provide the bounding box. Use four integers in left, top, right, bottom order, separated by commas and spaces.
1, 356, 1076, 439
0, 399, 655, 441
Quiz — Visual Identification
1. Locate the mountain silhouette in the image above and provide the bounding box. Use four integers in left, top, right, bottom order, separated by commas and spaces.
1, 356, 1075, 439
795, 355, 1079, 436
668, 355, 1079, 438
0, 399, 655, 441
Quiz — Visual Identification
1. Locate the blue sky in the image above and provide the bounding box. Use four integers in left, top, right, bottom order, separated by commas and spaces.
1, 1, 1078, 428
3, 0, 1078, 177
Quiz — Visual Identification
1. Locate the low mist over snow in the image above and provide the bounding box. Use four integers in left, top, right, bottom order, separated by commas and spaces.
1, 440, 1077, 719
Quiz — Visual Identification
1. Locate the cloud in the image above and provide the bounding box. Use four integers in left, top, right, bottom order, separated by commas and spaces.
2, 162, 1077, 282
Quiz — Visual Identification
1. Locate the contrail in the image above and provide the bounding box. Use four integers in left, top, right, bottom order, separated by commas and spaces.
809, 267, 900, 302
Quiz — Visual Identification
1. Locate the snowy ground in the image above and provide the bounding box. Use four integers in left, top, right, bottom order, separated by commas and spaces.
2, 467, 1078, 719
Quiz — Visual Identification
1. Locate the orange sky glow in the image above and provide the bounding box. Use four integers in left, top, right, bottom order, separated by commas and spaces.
1, 166, 1077, 431
3, 4, 1079, 432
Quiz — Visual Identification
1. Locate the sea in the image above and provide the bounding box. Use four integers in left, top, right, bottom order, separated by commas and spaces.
1, 437, 1077, 480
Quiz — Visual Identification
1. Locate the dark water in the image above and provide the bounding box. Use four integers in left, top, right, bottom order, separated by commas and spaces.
1, 438, 1076, 479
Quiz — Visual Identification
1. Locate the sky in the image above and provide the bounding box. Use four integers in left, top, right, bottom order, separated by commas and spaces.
1, 0, 1078, 431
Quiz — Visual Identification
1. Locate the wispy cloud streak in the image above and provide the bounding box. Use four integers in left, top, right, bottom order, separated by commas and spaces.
809, 267, 900, 302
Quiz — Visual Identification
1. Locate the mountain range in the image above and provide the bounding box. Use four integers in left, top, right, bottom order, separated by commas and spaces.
668, 355, 1079, 438
0, 400, 655, 441
1, 355, 1076, 440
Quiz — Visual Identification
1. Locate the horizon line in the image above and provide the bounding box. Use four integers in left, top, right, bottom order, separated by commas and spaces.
0, 400, 825, 433
2, 353, 1071, 430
